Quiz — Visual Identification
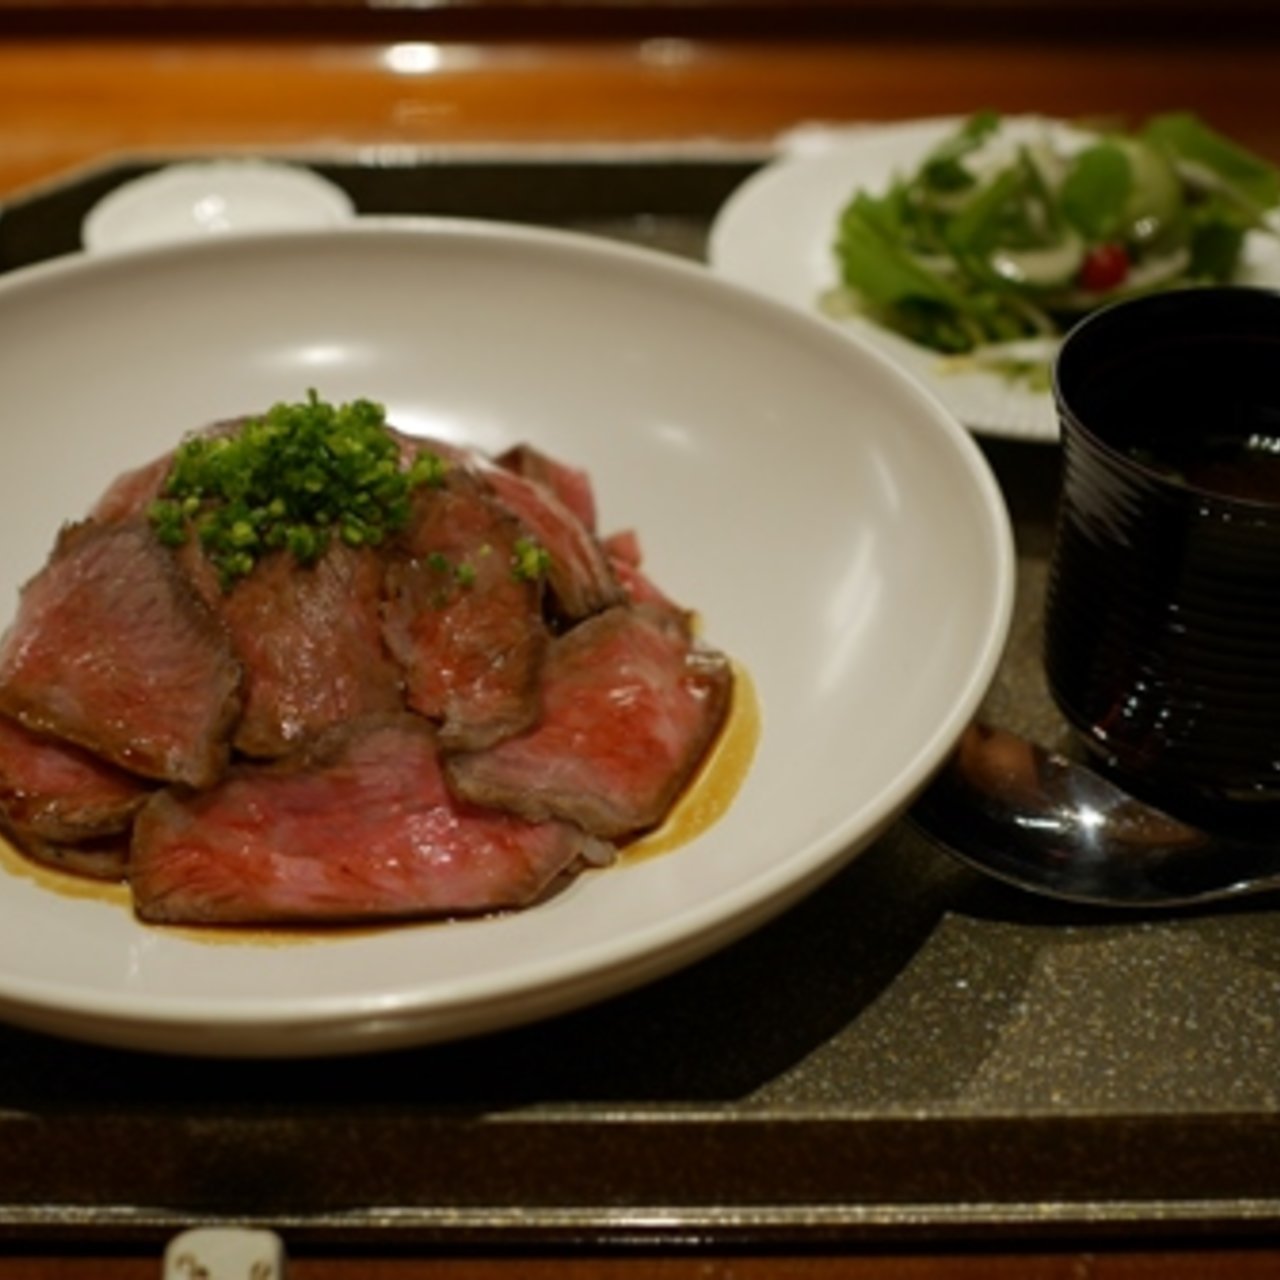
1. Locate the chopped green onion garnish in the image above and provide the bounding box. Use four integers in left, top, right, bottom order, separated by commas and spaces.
147, 390, 446, 588
512, 536, 550, 582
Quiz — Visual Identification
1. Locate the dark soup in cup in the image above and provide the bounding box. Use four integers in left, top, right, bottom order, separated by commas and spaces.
1047, 286, 1280, 835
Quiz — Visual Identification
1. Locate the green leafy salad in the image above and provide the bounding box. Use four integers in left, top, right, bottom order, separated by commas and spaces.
828, 111, 1280, 385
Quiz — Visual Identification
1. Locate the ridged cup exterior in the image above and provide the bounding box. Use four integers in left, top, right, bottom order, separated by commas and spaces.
1046, 289, 1280, 826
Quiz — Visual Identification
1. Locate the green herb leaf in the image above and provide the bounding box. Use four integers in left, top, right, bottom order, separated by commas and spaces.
1187, 202, 1249, 280
919, 109, 1001, 193
1144, 112, 1280, 215
836, 194, 961, 308
1060, 142, 1134, 241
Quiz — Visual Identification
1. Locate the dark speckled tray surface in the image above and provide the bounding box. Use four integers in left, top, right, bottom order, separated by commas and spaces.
2, 150, 1279, 1248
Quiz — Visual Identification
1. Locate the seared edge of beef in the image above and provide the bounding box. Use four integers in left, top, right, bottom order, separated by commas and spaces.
90, 420, 251, 526
0, 713, 153, 845
495, 443, 598, 533
445, 603, 733, 841
0, 519, 243, 788
603, 528, 687, 614
1, 825, 130, 881
478, 459, 625, 623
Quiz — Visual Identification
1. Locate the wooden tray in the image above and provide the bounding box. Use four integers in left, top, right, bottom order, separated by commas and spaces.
1, 150, 1278, 1250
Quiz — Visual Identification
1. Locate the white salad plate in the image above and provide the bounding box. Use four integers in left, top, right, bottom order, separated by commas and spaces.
0, 220, 1013, 1057
81, 160, 356, 253
708, 116, 1280, 441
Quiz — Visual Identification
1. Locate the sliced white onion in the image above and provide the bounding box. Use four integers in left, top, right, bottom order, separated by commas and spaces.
1124, 246, 1193, 288
989, 231, 1085, 288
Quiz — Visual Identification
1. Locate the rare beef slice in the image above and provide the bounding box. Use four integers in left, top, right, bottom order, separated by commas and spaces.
0, 711, 150, 880
219, 540, 404, 759
130, 713, 594, 924
479, 459, 624, 623
383, 468, 548, 752
445, 603, 733, 840
0, 519, 242, 788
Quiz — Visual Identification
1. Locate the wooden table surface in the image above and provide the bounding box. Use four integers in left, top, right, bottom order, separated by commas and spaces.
1, 7, 1279, 1275
1, 10, 1280, 200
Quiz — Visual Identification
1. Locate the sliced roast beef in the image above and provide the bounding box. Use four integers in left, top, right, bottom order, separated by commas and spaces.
446, 603, 733, 840
90, 420, 248, 526
386, 425, 468, 470
0, 408, 735, 929
3, 829, 131, 881
478, 460, 624, 623
90, 450, 173, 524
218, 541, 404, 759
0, 519, 242, 788
0, 713, 153, 846
383, 467, 547, 751
130, 713, 598, 925
602, 528, 685, 615
496, 443, 599, 532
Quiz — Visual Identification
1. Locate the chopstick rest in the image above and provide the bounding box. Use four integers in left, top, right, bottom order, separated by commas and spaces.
162, 1227, 287, 1279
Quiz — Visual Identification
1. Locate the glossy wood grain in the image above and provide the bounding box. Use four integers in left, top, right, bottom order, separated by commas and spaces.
0, 35, 1277, 200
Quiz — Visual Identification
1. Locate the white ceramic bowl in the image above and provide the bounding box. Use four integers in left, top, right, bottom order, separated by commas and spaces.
0, 220, 1014, 1056
82, 161, 355, 253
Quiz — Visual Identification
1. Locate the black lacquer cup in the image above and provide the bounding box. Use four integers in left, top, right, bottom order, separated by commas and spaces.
1047, 286, 1280, 835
